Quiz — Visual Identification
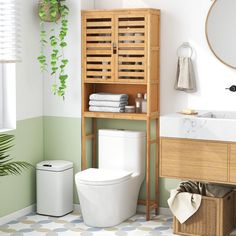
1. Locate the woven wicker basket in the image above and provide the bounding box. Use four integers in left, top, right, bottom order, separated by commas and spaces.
173, 191, 234, 236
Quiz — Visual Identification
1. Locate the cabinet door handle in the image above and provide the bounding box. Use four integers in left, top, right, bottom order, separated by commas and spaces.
113, 42, 117, 54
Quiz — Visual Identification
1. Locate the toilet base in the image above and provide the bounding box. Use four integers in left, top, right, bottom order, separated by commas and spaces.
76, 175, 142, 227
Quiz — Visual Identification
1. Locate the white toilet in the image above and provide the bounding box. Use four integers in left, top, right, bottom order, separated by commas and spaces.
75, 129, 146, 227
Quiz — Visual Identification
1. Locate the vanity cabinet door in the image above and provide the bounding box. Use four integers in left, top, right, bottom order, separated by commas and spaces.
160, 138, 228, 183
82, 13, 115, 82
115, 14, 147, 83
229, 144, 236, 183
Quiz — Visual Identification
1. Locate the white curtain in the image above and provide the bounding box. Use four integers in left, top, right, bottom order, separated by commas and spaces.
0, 0, 21, 62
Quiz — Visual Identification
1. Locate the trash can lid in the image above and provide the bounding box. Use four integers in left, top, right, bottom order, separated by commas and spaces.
36, 160, 73, 172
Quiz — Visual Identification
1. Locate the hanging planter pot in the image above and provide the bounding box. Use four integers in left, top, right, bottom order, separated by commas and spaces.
37, 0, 69, 98
38, 0, 61, 22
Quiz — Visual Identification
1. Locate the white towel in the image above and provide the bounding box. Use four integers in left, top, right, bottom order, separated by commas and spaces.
89, 93, 128, 102
175, 57, 196, 92
167, 189, 202, 224
89, 106, 125, 113
89, 100, 128, 108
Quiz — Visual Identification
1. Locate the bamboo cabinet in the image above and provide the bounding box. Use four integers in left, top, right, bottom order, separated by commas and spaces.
81, 9, 160, 220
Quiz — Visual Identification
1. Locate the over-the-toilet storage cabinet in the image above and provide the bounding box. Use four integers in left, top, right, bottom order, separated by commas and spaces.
81, 9, 160, 220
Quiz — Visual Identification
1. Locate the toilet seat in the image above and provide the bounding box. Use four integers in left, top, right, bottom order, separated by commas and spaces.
76, 168, 132, 186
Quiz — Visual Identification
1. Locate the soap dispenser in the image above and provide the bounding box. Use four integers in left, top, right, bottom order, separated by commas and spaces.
135, 93, 142, 113
142, 93, 147, 113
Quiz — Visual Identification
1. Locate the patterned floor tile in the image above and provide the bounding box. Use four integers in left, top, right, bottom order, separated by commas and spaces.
0, 211, 235, 236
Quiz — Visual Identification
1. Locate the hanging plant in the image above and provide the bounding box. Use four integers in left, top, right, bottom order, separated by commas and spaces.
0, 134, 32, 177
38, 0, 69, 99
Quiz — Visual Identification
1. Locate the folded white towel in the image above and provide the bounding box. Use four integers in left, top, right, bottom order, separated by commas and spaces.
168, 189, 202, 224
89, 106, 125, 113
89, 100, 128, 108
89, 93, 128, 102
174, 57, 196, 92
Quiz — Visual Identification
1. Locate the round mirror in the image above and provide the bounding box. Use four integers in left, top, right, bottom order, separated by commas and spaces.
206, 0, 236, 69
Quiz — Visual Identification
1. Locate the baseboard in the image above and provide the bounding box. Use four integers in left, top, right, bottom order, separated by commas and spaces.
0, 204, 36, 226
74, 204, 172, 216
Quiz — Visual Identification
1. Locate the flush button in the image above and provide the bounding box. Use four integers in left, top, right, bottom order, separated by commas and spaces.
43, 164, 52, 167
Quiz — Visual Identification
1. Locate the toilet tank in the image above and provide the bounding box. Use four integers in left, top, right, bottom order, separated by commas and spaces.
98, 129, 146, 175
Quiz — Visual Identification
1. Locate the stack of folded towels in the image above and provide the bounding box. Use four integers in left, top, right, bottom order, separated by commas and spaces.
89, 93, 128, 113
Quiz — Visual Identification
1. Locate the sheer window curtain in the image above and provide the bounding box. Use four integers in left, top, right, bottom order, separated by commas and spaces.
0, 0, 21, 63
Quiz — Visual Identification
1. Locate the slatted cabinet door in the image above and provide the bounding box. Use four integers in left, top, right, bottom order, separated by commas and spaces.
115, 14, 147, 83
82, 14, 115, 82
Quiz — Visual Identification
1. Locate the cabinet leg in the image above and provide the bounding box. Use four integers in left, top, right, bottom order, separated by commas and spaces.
82, 117, 86, 170
92, 119, 97, 168
146, 118, 151, 220
155, 118, 159, 215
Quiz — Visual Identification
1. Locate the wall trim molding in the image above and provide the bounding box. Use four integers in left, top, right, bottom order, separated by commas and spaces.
0, 204, 36, 226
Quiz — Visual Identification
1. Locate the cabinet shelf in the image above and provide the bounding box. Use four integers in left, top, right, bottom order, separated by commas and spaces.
84, 111, 159, 120
84, 111, 148, 120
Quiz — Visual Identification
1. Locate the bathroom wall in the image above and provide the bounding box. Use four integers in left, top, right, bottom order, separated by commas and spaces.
43, 0, 95, 204
0, 0, 44, 217
93, 0, 236, 207
43, 0, 95, 117
95, 0, 236, 114
3, 0, 236, 218
1, 0, 96, 218
44, 0, 236, 209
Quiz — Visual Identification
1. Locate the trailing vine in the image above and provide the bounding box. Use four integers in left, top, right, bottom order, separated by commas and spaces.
38, 0, 69, 99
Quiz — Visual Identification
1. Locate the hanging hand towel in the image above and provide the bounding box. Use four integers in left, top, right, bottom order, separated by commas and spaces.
167, 189, 202, 224
174, 57, 196, 92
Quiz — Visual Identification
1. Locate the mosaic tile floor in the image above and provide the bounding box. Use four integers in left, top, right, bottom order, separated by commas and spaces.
0, 211, 175, 236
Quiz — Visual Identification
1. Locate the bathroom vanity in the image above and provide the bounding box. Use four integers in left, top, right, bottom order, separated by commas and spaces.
160, 111, 236, 184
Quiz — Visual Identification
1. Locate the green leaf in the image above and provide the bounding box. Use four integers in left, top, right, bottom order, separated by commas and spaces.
59, 75, 68, 80
50, 35, 56, 40
0, 134, 33, 177
52, 84, 57, 94
61, 59, 68, 64
50, 41, 57, 47
60, 42, 67, 48
50, 11, 57, 18
51, 61, 57, 66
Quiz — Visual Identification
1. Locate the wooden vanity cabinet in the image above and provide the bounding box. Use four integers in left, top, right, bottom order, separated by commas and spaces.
229, 144, 236, 183
160, 138, 228, 183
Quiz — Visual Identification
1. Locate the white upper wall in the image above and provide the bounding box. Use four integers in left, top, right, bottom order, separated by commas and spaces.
16, 0, 43, 121
95, 0, 236, 114
43, 0, 94, 118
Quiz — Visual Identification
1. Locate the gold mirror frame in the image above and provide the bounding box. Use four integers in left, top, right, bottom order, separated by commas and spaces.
205, 0, 236, 69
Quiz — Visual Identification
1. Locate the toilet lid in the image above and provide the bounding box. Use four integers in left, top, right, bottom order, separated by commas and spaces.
76, 168, 132, 185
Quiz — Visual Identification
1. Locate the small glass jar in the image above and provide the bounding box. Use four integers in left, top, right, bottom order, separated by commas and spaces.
125, 105, 135, 113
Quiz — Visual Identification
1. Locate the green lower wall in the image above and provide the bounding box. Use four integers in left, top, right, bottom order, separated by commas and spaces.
0, 117, 44, 217
0, 116, 180, 218
43, 116, 180, 208
43, 116, 81, 204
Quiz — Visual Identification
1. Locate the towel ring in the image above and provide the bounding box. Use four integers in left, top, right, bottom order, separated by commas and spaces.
177, 42, 193, 58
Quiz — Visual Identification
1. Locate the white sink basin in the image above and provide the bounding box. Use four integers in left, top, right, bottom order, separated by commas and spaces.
160, 110, 236, 142
197, 111, 236, 119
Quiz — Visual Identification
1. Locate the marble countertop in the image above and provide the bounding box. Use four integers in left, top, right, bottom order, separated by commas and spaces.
160, 110, 236, 142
